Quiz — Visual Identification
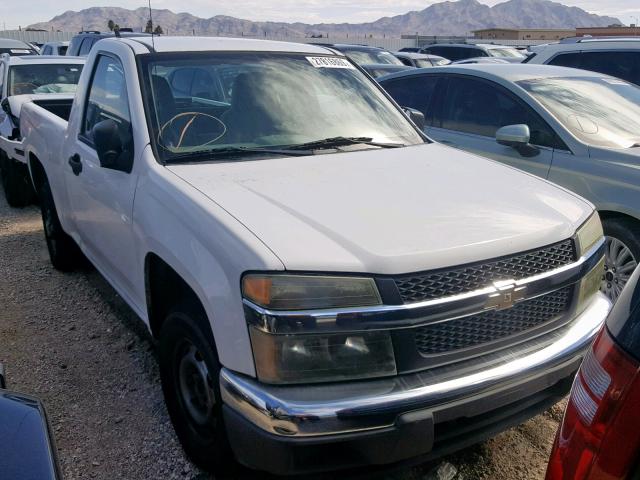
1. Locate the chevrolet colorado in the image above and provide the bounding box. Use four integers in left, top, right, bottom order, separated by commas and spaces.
19, 36, 610, 475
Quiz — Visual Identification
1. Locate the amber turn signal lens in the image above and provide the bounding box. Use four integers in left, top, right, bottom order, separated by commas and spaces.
242, 276, 273, 306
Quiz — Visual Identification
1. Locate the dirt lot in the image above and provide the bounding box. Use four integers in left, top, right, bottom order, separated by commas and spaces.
0, 194, 564, 480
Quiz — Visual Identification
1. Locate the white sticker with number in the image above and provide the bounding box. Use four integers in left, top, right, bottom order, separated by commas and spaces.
306, 56, 355, 69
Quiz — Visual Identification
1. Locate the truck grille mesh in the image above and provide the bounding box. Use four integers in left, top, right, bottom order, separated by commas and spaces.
412, 287, 572, 356
394, 239, 576, 304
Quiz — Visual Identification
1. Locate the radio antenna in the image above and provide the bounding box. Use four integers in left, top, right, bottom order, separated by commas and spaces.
148, 0, 156, 50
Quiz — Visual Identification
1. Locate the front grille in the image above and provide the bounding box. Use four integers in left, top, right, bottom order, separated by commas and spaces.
395, 239, 576, 303
413, 287, 573, 356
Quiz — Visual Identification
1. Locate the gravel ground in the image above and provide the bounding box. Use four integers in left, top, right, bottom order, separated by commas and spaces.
0, 192, 564, 480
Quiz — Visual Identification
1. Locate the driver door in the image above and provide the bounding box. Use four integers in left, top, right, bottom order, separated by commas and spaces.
65, 53, 140, 298
428, 76, 557, 179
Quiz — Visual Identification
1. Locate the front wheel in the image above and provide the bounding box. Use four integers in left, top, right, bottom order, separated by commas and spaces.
601, 218, 640, 302
158, 303, 235, 473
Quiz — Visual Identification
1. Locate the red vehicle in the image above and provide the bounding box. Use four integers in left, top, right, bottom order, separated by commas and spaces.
547, 266, 640, 480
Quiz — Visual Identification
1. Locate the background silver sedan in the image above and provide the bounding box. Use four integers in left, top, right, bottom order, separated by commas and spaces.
379, 64, 640, 301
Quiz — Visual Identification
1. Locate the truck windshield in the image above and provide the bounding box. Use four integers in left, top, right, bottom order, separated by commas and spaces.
141, 52, 423, 162
518, 76, 640, 149
8, 64, 83, 95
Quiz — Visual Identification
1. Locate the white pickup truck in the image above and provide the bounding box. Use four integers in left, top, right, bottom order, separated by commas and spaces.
0, 54, 85, 206
20, 36, 610, 475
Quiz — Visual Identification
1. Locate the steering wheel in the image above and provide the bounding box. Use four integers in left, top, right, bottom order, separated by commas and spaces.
11, 82, 38, 94
159, 112, 227, 150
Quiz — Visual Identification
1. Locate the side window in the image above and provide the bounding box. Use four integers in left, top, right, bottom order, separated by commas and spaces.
549, 51, 640, 85
425, 47, 447, 58
382, 76, 439, 125
548, 52, 584, 69
78, 38, 95, 56
83, 55, 131, 141
398, 57, 412, 67
439, 76, 561, 148
42, 46, 51, 55
579, 51, 639, 85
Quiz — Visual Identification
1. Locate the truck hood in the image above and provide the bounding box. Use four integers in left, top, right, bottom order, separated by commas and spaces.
167, 143, 592, 274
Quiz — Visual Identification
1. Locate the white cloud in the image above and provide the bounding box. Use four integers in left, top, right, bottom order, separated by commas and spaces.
1, 0, 637, 30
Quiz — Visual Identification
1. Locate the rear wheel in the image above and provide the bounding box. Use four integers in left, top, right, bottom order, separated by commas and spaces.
601, 217, 640, 302
1, 154, 35, 207
39, 180, 82, 271
158, 303, 235, 474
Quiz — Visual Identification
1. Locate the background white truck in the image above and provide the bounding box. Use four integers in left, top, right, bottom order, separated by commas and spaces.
19, 36, 610, 475
0, 54, 84, 206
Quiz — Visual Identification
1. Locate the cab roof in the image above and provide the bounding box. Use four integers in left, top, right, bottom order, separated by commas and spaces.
121, 36, 336, 55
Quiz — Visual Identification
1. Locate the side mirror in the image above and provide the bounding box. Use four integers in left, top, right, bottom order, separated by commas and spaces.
402, 107, 426, 131
92, 118, 134, 173
496, 124, 539, 157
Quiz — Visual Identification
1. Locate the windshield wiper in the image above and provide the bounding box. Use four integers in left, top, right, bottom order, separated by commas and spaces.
164, 146, 314, 164
285, 136, 405, 151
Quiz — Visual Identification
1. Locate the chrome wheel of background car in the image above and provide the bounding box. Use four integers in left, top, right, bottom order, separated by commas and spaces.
177, 342, 216, 427
602, 236, 638, 302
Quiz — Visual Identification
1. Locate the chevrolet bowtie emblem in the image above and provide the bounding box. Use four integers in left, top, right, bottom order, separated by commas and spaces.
485, 280, 527, 311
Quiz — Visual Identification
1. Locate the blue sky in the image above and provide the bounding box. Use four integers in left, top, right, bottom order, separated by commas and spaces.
2, 0, 639, 30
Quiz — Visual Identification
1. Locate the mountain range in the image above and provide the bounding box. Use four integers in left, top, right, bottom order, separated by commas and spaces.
27, 0, 622, 37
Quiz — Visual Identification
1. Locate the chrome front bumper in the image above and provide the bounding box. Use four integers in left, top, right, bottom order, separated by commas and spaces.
221, 292, 611, 438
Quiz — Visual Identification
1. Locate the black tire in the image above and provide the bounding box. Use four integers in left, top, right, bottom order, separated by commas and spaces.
601, 217, 640, 300
158, 302, 235, 474
39, 180, 82, 271
1, 155, 35, 207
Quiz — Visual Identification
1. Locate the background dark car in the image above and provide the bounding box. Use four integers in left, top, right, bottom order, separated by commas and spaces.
0, 365, 62, 480
421, 43, 525, 63
316, 43, 406, 66
66, 31, 151, 57
546, 265, 640, 480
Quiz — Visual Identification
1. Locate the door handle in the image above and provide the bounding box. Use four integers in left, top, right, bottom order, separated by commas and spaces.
68, 154, 82, 176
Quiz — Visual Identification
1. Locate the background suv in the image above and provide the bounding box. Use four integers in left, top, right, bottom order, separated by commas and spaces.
421, 43, 526, 62
66, 31, 150, 56
526, 37, 640, 86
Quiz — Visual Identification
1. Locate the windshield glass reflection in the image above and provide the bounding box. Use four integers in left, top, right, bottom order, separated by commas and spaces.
518, 76, 640, 149
142, 53, 423, 162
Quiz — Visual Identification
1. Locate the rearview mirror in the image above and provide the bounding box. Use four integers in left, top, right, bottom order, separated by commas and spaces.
496, 124, 539, 157
402, 107, 426, 131
92, 118, 134, 173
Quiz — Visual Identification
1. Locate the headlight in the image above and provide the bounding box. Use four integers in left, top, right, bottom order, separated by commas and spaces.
576, 212, 604, 256
242, 274, 381, 310
249, 327, 396, 384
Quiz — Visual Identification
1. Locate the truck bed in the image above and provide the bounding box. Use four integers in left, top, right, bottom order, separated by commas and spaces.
31, 98, 73, 122
0, 95, 74, 165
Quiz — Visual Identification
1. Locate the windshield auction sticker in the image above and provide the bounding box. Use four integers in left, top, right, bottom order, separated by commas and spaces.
306, 56, 355, 69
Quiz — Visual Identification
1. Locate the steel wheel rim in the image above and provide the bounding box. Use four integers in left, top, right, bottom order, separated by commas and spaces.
601, 236, 638, 302
177, 342, 216, 427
